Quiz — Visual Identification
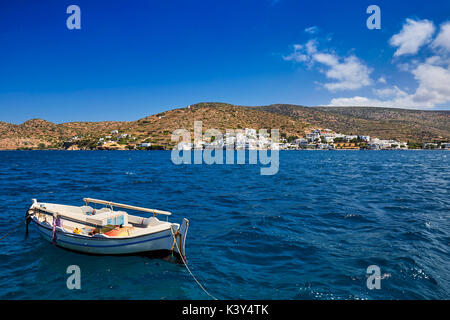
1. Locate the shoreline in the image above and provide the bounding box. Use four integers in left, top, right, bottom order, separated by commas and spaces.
0, 148, 447, 152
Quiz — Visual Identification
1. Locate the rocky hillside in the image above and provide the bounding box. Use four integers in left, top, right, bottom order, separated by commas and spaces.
0, 102, 448, 150
255, 104, 450, 143
0, 103, 309, 150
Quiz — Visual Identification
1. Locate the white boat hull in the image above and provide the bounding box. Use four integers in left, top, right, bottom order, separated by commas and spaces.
32, 218, 181, 255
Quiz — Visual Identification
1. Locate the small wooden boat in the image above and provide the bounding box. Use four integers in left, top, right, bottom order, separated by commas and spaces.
26, 198, 189, 258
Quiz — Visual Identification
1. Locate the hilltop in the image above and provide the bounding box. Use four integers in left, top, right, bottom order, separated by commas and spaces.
0, 102, 448, 150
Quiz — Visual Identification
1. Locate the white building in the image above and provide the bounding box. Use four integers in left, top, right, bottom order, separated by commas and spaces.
235, 132, 248, 148
294, 138, 308, 147
177, 142, 192, 150
359, 135, 371, 142
306, 130, 321, 142
424, 143, 439, 149
256, 135, 270, 149
345, 135, 358, 141
244, 128, 257, 138
139, 143, 152, 148
368, 138, 406, 149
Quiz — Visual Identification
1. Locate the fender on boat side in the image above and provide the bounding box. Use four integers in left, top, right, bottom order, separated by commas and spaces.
178, 218, 189, 256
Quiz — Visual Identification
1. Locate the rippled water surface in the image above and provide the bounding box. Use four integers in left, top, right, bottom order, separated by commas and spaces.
0, 150, 448, 299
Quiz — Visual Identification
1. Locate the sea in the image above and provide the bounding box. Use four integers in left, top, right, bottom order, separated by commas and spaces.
0, 150, 448, 299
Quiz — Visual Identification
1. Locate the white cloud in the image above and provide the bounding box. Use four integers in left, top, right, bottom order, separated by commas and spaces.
328, 18, 450, 109
305, 26, 319, 35
409, 62, 450, 106
283, 44, 309, 63
431, 22, 450, 52
305, 39, 318, 55
373, 86, 407, 98
397, 63, 410, 72
284, 40, 373, 91
330, 62, 450, 109
319, 55, 373, 91
329, 96, 382, 107
285, 19, 450, 109
377, 77, 387, 84
389, 19, 435, 57
313, 52, 338, 66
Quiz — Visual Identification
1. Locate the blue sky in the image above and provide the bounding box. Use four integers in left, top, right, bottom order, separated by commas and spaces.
0, 0, 449, 123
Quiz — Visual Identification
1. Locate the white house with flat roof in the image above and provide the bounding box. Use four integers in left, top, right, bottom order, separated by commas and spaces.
359, 135, 371, 142
245, 128, 257, 138
306, 131, 321, 142
139, 142, 152, 148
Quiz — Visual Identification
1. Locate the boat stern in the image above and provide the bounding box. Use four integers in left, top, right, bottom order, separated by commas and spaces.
173, 218, 189, 259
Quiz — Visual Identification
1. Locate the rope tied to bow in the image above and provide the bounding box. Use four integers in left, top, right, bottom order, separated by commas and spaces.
170, 226, 217, 300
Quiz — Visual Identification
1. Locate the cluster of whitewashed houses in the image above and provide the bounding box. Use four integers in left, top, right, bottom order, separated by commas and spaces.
70, 128, 449, 151
177, 128, 411, 150
295, 129, 408, 149
95, 131, 139, 146
177, 128, 275, 150
424, 142, 450, 149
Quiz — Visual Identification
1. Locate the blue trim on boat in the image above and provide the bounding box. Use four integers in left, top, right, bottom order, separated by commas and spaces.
32, 217, 172, 241
36, 225, 171, 248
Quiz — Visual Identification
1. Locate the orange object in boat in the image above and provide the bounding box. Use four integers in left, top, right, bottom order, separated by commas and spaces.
104, 226, 133, 237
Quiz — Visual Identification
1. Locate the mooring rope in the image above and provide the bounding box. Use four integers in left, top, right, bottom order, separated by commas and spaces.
170, 228, 218, 300
0, 216, 29, 241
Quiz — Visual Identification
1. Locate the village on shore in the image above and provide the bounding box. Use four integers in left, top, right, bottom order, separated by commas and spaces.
63, 128, 450, 151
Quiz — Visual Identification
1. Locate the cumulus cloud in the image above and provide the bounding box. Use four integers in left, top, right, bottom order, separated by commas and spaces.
431, 22, 450, 52
409, 62, 450, 106
330, 62, 450, 109
389, 19, 435, 56
329, 18, 450, 109
283, 40, 373, 91
285, 19, 450, 109
320, 55, 373, 91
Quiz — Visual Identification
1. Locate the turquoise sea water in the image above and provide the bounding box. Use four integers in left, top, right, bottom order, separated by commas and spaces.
0, 150, 448, 299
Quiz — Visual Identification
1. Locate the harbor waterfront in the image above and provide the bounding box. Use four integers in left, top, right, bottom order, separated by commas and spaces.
0, 150, 448, 299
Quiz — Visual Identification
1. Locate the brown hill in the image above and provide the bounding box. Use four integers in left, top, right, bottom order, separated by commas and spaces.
127, 102, 309, 145
0, 103, 309, 150
0, 102, 448, 150
255, 104, 450, 142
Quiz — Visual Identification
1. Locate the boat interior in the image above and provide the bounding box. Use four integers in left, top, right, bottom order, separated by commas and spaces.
33, 201, 176, 238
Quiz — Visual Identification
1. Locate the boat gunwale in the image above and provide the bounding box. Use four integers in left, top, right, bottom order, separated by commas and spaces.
31, 216, 175, 241
35, 223, 173, 249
